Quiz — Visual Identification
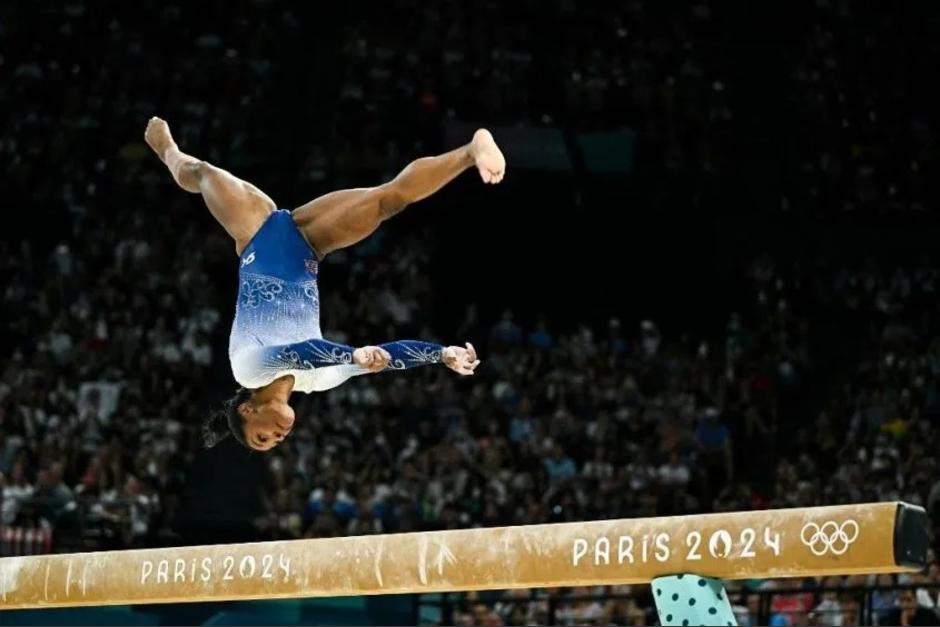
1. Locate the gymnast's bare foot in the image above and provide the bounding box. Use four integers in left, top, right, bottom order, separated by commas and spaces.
470, 129, 506, 184
145, 117, 176, 162
145, 117, 201, 193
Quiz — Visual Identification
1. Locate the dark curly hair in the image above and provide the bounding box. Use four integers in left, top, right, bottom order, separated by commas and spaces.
202, 387, 252, 448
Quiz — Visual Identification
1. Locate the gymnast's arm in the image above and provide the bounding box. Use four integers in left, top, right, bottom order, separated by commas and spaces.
234, 338, 480, 391
355, 340, 480, 375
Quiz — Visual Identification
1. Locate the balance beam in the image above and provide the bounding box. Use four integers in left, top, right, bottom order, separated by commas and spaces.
0, 501, 926, 610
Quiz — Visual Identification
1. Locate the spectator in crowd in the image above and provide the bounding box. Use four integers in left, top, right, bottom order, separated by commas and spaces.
879, 589, 938, 626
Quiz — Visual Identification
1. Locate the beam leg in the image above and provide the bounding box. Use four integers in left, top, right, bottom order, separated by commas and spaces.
651, 574, 736, 626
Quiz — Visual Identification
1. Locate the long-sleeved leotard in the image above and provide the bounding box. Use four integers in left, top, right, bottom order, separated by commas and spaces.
233, 338, 443, 392
228, 209, 443, 392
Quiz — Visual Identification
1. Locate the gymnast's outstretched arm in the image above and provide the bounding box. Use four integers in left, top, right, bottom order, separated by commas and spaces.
231, 337, 479, 392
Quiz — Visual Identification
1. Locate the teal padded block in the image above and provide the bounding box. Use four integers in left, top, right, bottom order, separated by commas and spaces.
651, 574, 736, 626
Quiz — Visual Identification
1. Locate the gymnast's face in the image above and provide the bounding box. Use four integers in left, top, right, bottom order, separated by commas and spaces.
238, 398, 295, 451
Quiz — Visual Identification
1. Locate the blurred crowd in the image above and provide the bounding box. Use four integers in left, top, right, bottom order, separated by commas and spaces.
3, 1, 940, 626
784, 0, 939, 215
0, 217, 221, 550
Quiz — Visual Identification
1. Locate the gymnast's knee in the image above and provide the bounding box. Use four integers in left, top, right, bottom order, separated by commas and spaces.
174, 159, 208, 190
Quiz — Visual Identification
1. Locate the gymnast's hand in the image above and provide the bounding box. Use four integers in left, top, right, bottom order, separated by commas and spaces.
353, 346, 392, 373
442, 343, 480, 376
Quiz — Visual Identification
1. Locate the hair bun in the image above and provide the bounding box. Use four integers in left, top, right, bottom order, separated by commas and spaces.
201, 410, 231, 448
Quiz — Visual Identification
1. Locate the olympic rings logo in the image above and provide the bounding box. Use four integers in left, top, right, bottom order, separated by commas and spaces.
800, 520, 859, 556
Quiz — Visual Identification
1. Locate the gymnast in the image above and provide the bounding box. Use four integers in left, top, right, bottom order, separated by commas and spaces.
144, 117, 505, 451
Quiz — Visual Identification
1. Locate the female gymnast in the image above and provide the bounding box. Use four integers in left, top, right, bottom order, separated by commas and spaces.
144, 117, 505, 451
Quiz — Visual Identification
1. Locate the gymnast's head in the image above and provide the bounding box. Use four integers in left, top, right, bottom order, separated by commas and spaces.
202, 387, 295, 451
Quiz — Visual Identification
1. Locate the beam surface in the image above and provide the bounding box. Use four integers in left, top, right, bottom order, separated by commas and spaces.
0, 502, 926, 609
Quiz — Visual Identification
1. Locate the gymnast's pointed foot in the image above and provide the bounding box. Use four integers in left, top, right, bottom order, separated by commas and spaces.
470, 128, 506, 184
144, 116, 176, 162
145, 116, 202, 193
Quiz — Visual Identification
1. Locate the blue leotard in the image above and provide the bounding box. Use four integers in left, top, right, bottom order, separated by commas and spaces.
228, 209, 443, 392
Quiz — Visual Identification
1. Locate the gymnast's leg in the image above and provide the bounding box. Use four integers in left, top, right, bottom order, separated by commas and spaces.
144, 117, 275, 255
292, 129, 505, 257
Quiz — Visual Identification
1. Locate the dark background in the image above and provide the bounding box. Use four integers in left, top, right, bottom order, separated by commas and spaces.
6, 1, 940, 331
3, 1, 940, 625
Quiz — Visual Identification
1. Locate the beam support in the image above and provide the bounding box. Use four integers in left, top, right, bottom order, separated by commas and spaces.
652, 575, 736, 626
